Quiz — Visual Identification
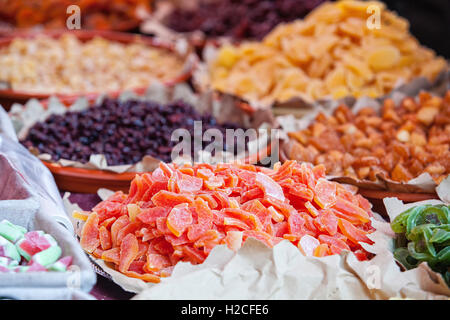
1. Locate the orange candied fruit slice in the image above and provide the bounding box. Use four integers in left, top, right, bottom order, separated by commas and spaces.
80, 212, 100, 254
76, 160, 376, 282
314, 178, 337, 209
166, 204, 193, 237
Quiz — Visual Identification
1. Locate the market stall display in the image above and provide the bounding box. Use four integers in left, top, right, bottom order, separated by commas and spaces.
75, 160, 376, 282
0, 30, 196, 109
10, 82, 275, 193
21, 98, 246, 165
0, 151, 96, 299
200, 0, 448, 107
0, 0, 152, 32
283, 91, 450, 185
0, 33, 187, 96
0, 219, 73, 273
161, 0, 326, 41
391, 204, 450, 286
0, 0, 449, 301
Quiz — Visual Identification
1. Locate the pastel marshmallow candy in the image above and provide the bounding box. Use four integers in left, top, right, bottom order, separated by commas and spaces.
16, 231, 57, 260
48, 256, 73, 272
0, 256, 18, 269
27, 261, 47, 272
0, 235, 21, 262
0, 220, 26, 243
31, 245, 62, 267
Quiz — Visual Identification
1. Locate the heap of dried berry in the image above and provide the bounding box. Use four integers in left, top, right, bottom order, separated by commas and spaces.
21, 98, 245, 165
165, 0, 326, 40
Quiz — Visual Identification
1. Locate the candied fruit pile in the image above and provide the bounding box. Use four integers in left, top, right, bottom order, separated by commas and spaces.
209, 0, 447, 104
76, 160, 375, 282
286, 91, 450, 184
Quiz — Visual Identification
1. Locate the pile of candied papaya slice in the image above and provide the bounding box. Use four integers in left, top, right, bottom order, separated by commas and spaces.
75, 160, 376, 283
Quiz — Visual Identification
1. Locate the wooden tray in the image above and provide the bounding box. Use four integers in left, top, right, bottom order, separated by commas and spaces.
0, 29, 195, 110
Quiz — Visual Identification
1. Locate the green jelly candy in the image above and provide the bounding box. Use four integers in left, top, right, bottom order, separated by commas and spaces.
1, 220, 27, 235
0, 220, 25, 243
0, 235, 21, 262
31, 245, 62, 267
48, 261, 67, 272
0, 257, 10, 266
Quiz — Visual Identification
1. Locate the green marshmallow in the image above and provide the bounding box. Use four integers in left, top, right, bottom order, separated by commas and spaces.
0, 235, 21, 262
48, 261, 67, 272
31, 245, 62, 267
0, 220, 25, 243
0, 257, 10, 266
1, 220, 27, 235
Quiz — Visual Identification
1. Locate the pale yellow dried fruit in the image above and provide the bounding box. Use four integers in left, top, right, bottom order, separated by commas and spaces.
207, 0, 448, 105
367, 46, 401, 71
216, 45, 239, 69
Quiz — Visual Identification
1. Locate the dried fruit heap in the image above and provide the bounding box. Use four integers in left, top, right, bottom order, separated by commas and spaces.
209, 0, 447, 104
166, 0, 326, 40
22, 98, 244, 165
76, 160, 375, 282
0, 0, 151, 30
286, 91, 450, 184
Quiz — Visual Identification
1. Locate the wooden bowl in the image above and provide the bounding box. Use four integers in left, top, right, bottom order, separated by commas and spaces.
0, 29, 196, 110
35, 95, 271, 193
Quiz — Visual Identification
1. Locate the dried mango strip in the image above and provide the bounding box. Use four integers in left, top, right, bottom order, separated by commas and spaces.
77, 160, 376, 282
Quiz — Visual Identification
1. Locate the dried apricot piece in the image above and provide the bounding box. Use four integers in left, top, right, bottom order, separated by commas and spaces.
137, 207, 171, 224
110, 215, 130, 247
255, 172, 285, 202
182, 245, 206, 264
80, 212, 100, 253
101, 247, 120, 265
99, 225, 112, 250
186, 223, 210, 241
313, 243, 330, 257
318, 234, 350, 253
124, 271, 161, 283
332, 196, 370, 224
304, 201, 320, 217
166, 203, 193, 237
177, 173, 203, 193
287, 213, 305, 235
144, 253, 171, 273
151, 190, 194, 207
298, 234, 320, 257
314, 178, 337, 209
119, 233, 139, 273
225, 231, 243, 251
337, 218, 373, 245
288, 184, 314, 201
315, 210, 338, 236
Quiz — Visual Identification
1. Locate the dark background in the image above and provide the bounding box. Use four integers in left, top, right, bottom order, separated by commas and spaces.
383, 0, 450, 58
